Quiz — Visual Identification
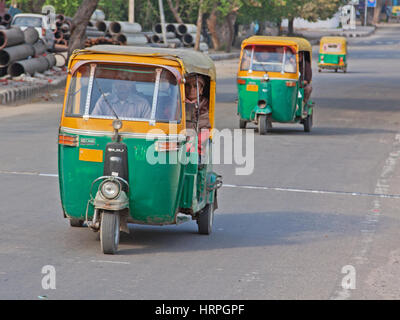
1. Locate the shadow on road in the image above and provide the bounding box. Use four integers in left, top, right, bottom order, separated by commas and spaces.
114, 210, 367, 256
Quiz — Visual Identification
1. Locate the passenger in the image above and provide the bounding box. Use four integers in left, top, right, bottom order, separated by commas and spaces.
92, 80, 151, 119
185, 75, 211, 156
299, 52, 312, 104
284, 51, 297, 73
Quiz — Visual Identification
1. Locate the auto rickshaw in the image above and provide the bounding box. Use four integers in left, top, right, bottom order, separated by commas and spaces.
237, 36, 314, 134
58, 45, 221, 254
318, 36, 347, 73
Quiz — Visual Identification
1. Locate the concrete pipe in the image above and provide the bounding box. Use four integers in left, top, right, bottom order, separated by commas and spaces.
0, 66, 7, 77
86, 29, 106, 38
95, 20, 111, 32
2, 14, 12, 24
53, 44, 68, 52
151, 32, 176, 43
56, 39, 68, 46
110, 21, 142, 34
183, 33, 204, 45
56, 14, 65, 23
61, 24, 70, 33
0, 43, 35, 67
0, 27, 25, 50
23, 27, 39, 45
116, 33, 148, 46
44, 54, 56, 69
54, 30, 63, 40
8, 56, 50, 77
54, 53, 67, 67
177, 24, 197, 36
33, 39, 46, 56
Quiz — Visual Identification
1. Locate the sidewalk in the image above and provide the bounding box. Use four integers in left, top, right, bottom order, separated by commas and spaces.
0, 68, 67, 105
298, 25, 376, 41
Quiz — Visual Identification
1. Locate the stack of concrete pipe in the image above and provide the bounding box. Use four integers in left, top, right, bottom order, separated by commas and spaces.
0, 27, 57, 78
86, 20, 149, 47
52, 14, 72, 52
152, 23, 208, 51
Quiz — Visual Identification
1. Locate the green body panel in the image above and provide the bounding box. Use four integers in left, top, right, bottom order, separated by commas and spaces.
237, 78, 298, 123
58, 131, 214, 225
318, 53, 346, 65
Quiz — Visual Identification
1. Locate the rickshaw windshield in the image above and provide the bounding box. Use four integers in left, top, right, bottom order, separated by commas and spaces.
65, 63, 181, 123
240, 45, 297, 73
322, 43, 342, 53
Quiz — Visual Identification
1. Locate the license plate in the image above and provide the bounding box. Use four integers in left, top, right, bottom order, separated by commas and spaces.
246, 84, 258, 92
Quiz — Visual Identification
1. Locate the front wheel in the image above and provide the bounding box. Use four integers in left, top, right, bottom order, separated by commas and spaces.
100, 211, 120, 254
197, 203, 214, 235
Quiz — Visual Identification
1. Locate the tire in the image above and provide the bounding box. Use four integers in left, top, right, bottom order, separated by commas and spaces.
100, 211, 120, 255
69, 218, 84, 227
303, 113, 313, 132
258, 114, 267, 135
239, 119, 247, 129
197, 203, 214, 235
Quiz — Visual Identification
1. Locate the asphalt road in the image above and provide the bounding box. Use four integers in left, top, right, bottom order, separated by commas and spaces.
1, 25, 400, 300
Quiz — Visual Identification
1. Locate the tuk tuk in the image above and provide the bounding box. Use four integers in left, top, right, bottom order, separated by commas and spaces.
58, 45, 221, 254
318, 36, 347, 73
237, 36, 314, 134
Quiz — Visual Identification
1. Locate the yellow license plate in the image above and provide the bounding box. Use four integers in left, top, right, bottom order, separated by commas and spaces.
79, 148, 103, 162
246, 84, 258, 92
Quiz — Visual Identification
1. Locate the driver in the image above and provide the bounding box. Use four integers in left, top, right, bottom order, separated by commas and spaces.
92, 80, 151, 119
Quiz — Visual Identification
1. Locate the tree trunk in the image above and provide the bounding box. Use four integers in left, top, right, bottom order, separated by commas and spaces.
225, 12, 237, 53
68, 0, 100, 58
373, 0, 384, 24
288, 17, 294, 35
166, 0, 183, 23
277, 19, 282, 36
206, 7, 220, 51
194, 0, 204, 51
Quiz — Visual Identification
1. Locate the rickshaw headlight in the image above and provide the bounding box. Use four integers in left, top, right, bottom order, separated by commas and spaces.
100, 180, 121, 200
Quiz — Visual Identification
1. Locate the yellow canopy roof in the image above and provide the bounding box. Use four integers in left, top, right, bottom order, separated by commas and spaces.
320, 36, 347, 45
73, 45, 217, 81
242, 36, 313, 55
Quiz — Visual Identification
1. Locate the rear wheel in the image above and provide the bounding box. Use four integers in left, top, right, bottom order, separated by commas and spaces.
197, 202, 214, 235
69, 218, 84, 227
100, 211, 120, 255
239, 119, 247, 129
303, 113, 313, 132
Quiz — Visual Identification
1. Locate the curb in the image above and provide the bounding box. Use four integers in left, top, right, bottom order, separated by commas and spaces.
0, 75, 66, 106
209, 52, 240, 61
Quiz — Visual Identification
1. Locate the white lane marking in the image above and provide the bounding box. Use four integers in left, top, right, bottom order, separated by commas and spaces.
330, 133, 400, 300
3, 170, 400, 200
223, 184, 400, 199
0, 170, 58, 177
90, 260, 130, 265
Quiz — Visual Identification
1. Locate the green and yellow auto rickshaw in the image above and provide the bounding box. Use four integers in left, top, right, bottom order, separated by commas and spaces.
318, 36, 347, 73
58, 45, 221, 254
237, 36, 314, 134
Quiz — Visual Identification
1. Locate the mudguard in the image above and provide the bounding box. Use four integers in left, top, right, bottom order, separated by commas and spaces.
250, 105, 272, 121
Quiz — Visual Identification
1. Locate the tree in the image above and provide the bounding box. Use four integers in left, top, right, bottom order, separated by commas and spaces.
68, 0, 99, 57
373, 0, 384, 24
166, 0, 183, 23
